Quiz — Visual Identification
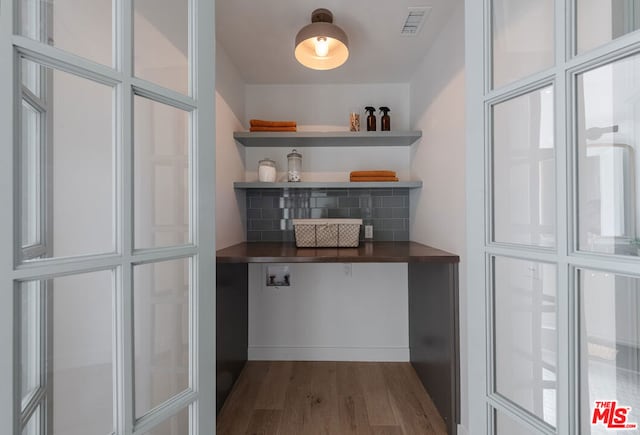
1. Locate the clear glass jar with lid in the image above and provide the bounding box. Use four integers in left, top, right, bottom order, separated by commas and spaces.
258, 158, 277, 182
287, 149, 302, 182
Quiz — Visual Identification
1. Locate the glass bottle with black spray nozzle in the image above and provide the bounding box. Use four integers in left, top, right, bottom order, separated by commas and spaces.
365, 106, 376, 131
379, 106, 391, 131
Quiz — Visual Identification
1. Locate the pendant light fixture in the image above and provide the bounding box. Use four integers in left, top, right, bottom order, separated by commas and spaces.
295, 8, 349, 70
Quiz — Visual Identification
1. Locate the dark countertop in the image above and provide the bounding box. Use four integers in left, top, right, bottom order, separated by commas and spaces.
216, 241, 459, 264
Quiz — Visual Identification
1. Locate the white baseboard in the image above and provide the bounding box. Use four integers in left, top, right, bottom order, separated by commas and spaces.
248, 346, 410, 362
457, 423, 468, 435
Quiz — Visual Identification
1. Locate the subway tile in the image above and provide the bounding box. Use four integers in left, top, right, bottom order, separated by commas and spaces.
326, 189, 348, 197
310, 208, 328, 218
392, 208, 409, 218
373, 231, 394, 241
372, 197, 384, 208
247, 231, 262, 241
248, 220, 277, 231
311, 190, 328, 197
250, 197, 275, 209
338, 197, 359, 208
262, 231, 287, 242
283, 231, 295, 242
393, 230, 410, 241
261, 189, 282, 197
350, 189, 369, 196
328, 208, 350, 218
246, 189, 262, 198
349, 208, 363, 218
247, 209, 262, 219
359, 196, 373, 208
373, 208, 393, 218
262, 208, 281, 219
295, 208, 313, 219
370, 189, 393, 196
314, 197, 338, 208
392, 188, 409, 196
383, 219, 406, 231
382, 196, 404, 208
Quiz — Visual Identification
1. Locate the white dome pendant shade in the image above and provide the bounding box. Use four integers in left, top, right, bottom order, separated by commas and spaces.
295, 8, 349, 70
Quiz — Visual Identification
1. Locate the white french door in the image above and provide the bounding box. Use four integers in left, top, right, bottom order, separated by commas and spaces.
0, 0, 216, 434
467, 0, 640, 434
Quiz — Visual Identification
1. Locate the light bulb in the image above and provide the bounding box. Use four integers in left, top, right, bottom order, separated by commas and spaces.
314, 37, 329, 57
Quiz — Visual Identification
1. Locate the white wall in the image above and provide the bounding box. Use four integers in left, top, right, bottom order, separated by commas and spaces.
408, 2, 468, 431
243, 83, 412, 182
215, 43, 246, 249
248, 263, 409, 361
216, 42, 245, 124
245, 83, 410, 130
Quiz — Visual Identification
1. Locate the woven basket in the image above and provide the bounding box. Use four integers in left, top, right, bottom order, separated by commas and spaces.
292, 219, 362, 248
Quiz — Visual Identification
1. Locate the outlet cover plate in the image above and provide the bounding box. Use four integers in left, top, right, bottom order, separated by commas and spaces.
365, 225, 373, 239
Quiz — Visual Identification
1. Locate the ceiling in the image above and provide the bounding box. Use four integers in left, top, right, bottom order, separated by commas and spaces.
215, 0, 460, 84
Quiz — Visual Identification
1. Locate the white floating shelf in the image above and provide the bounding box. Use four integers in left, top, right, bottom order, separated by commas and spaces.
233, 130, 422, 147
233, 181, 423, 189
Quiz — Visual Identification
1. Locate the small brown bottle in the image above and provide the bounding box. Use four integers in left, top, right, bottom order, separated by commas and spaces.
365, 106, 376, 131
380, 107, 391, 131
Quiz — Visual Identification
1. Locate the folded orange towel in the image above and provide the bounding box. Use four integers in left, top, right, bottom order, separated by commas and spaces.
250, 126, 297, 132
350, 176, 399, 182
350, 170, 397, 178
250, 119, 297, 128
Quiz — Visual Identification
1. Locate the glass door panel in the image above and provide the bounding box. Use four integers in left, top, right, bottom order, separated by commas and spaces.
21, 100, 42, 249
576, 0, 640, 55
142, 407, 190, 435
134, 0, 189, 94
492, 86, 556, 248
576, 52, 640, 257
19, 0, 113, 66
492, 0, 554, 88
134, 95, 190, 250
20, 270, 115, 435
20, 281, 41, 410
494, 408, 540, 435
493, 256, 557, 427
19, 59, 115, 261
578, 269, 640, 434
134, 258, 190, 418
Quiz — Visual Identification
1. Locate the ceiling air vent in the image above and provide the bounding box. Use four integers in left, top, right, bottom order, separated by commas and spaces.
400, 6, 431, 36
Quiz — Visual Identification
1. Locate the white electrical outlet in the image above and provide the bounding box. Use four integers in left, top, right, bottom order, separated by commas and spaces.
365, 225, 373, 239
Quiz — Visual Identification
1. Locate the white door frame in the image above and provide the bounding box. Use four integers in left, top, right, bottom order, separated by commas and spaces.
0, 0, 216, 433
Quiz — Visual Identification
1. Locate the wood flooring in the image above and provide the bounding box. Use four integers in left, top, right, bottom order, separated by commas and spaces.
217, 361, 447, 435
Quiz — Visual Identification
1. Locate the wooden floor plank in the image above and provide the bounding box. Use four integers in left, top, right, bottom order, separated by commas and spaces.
254, 361, 293, 410
278, 361, 315, 435
398, 363, 448, 434
244, 409, 282, 435
217, 362, 270, 435
357, 363, 398, 427
218, 362, 447, 435
307, 361, 339, 434
336, 363, 372, 435
370, 426, 404, 435
383, 363, 445, 435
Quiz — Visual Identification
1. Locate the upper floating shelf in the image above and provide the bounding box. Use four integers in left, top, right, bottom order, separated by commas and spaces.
234, 181, 423, 189
233, 130, 422, 147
